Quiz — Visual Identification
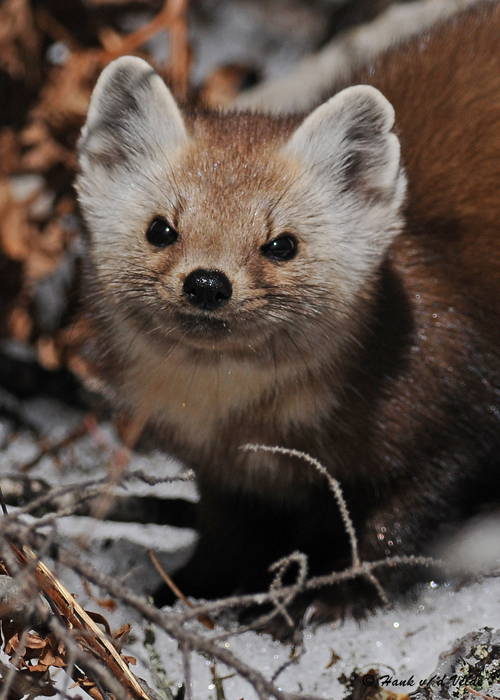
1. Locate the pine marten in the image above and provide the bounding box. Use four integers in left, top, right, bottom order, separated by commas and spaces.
77, 1, 500, 622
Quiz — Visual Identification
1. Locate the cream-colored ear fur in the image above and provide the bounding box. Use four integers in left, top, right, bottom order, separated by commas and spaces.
288, 85, 402, 197
77, 57, 187, 253
79, 56, 186, 171
284, 85, 406, 279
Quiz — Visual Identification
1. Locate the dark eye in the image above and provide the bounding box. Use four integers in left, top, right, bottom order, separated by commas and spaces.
146, 217, 178, 248
260, 234, 297, 261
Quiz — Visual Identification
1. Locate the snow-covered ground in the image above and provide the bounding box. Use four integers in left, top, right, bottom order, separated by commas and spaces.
2, 395, 500, 699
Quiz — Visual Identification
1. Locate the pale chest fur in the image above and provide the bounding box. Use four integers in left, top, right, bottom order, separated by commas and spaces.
119, 329, 336, 458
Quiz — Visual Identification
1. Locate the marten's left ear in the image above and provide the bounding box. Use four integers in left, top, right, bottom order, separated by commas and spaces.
285, 85, 405, 206
79, 56, 187, 173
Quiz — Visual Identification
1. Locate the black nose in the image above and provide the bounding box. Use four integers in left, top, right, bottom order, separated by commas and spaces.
182, 269, 233, 310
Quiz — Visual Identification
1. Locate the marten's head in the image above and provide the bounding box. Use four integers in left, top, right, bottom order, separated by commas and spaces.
78, 57, 406, 363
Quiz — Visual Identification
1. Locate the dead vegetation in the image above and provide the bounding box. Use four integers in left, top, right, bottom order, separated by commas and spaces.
0, 0, 192, 369
0, 441, 438, 700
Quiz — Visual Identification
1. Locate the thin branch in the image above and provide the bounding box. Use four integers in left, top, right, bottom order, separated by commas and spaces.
148, 549, 214, 630
242, 444, 360, 567
19, 418, 92, 473
181, 643, 192, 700
0, 443, 443, 700
4, 526, 322, 700
126, 469, 195, 486
0, 487, 7, 516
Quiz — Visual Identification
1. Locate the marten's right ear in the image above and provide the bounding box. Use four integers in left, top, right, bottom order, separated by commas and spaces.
79, 56, 187, 173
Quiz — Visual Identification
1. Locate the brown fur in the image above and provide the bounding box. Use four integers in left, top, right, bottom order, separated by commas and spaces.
79, 1, 500, 624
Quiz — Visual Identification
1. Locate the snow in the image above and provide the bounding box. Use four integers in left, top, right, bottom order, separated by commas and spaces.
2, 395, 500, 699
124, 577, 500, 699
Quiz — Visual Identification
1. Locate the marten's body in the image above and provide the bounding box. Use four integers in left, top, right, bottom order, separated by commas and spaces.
78, 1, 500, 619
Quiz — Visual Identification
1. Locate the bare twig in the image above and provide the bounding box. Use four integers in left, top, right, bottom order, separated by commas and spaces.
269, 551, 309, 629
19, 417, 92, 473
0, 441, 443, 700
0, 486, 7, 516
2, 521, 323, 700
8, 541, 150, 700
126, 468, 196, 485
148, 549, 214, 630
465, 687, 496, 700
98, 0, 191, 99
181, 643, 192, 700
242, 445, 360, 567
2, 478, 106, 520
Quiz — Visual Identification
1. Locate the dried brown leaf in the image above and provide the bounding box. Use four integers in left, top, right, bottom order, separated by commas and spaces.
36, 336, 62, 371
9, 545, 150, 700
113, 624, 131, 642
121, 655, 137, 666
200, 64, 256, 107
7, 306, 32, 342
0, 203, 32, 262
325, 649, 341, 669
0, 659, 56, 700
36, 220, 66, 256
20, 136, 72, 173
24, 248, 59, 281
82, 580, 117, 613
32, 51, 102, 131
0, 129, 22, 175
0, 0, 40, 83
87, 0, 155, 4
85, 611, 112, 637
